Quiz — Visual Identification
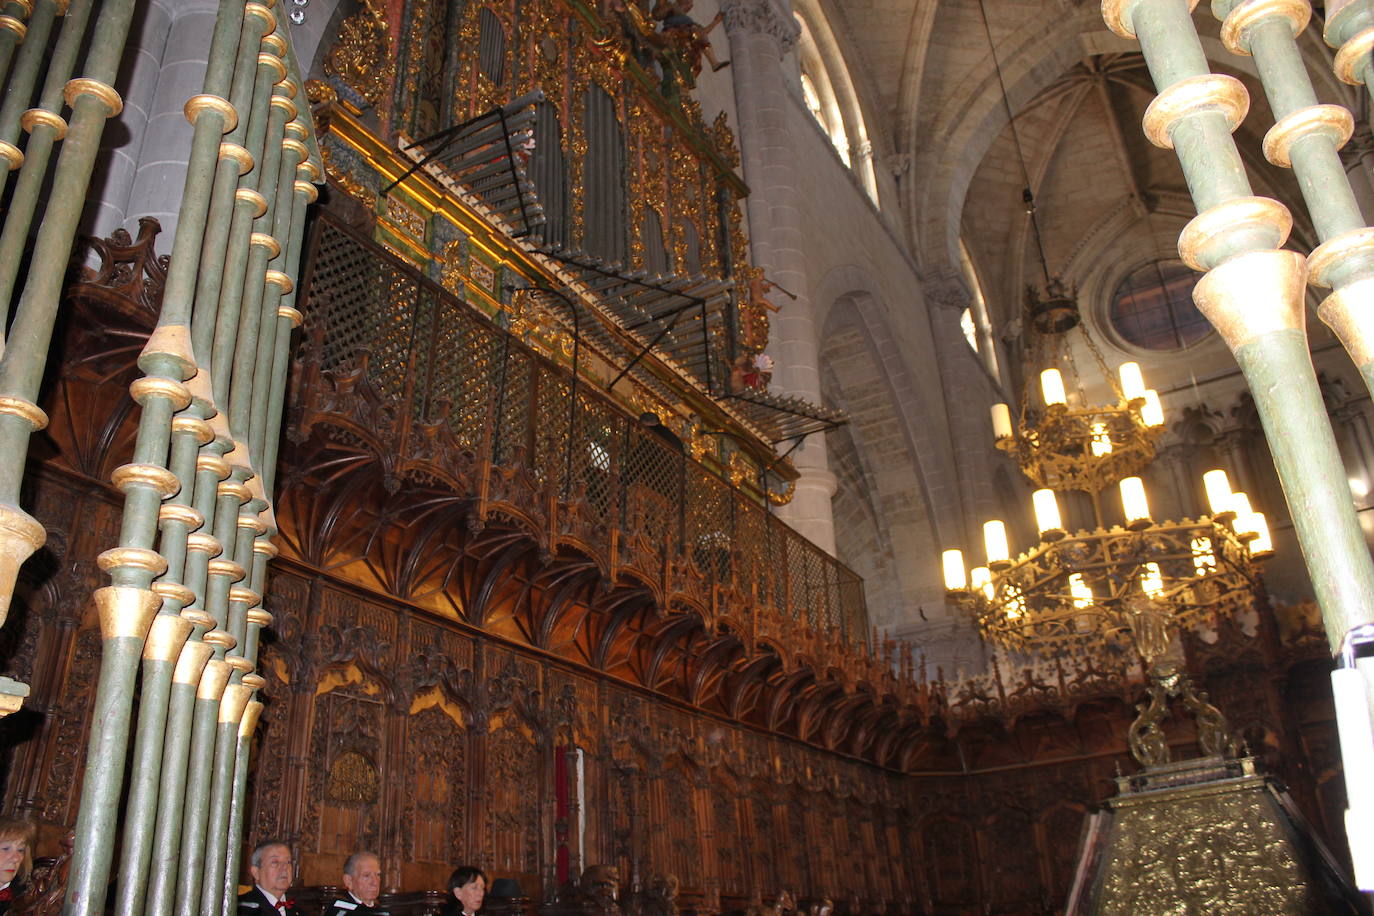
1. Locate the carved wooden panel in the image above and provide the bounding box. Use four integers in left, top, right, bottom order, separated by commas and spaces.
304, 684, 388, 880
402, 700, 467, 890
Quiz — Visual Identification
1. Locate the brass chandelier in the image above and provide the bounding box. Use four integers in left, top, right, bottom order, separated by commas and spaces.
948, 2, 1273, 733
990, 279, 1165, 494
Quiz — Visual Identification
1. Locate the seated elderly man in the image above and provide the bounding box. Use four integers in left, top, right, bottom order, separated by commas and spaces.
238, 841, 299, 915
325, 851, 390, 915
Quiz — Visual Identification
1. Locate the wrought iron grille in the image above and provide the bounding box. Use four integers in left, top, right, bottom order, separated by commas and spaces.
298, 211, 871, 646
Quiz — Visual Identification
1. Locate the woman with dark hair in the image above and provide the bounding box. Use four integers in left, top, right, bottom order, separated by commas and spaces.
0, 818, 34, 913
440, 866, 487, 916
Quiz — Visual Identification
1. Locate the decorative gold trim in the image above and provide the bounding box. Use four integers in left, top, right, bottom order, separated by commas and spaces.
269, 94, 297, 120
0, 396, 47, 431
143, 614, 194, 662
185, 94, 238, 133
261, 33, 287, 55
111, 463, 181, 499
1319, 277, 1374, 367
0, 141, 21, 171
294, 178, 320, 202
282, 136, 309, 163
1220, 0, 1310, 55
1262, 104, 1352, 167
244, 2, 276, 32
158, 503, 204, 530
1178, 196, 1291, 271
242, 673, 266, 690
207, 558, 246, 582
1143, 74, 1248, 149
257, 52, 287, 82
219, 142, 254, 175
225, 655, 254, 674
218, 681, 253, 723
185, 532, 222, 557
1102, 0, 1200, 38
246, 607, 274, 627
277, 305, 303, 327
1308, 226, 1374, 287
6, 1, 31, 17
285, 120, 308, 140
93, 586, 160, 641
1192, 249, 1307, 349
197, 454, 231, 480
1334, 26, 1374, 85
97, 546, 169, 577
197, 657, 232, 700
250, 232, 281, 258
264, 270, 293, 293
172, 415, 214, 445
20, 108, 66, 139
0, 16, 26, 39
217, 479, 251, 503
202, 630, 237, 651
235, 187, 267, 218
172, 641, 214, 685
129, 375, 192, 410
236, 513, 268, 534
179, 608, 216, 630
252, 538, 280, 558
64, 78, 122, 116
139, 324, 197, 379
229, 586, 260, 607
152, 581, 198, 608
240, 699, 265, 738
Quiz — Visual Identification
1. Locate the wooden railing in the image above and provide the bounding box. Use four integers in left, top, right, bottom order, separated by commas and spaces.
293, 212, 872, 649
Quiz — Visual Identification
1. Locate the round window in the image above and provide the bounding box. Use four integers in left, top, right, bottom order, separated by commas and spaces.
1109, 260, 1211, 351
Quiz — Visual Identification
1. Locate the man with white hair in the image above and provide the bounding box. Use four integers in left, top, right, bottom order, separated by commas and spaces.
325, 851, 390, 915
238, 840, 299, 915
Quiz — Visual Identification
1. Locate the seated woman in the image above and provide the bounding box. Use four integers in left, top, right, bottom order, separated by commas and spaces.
0, 818, 34, 913
440, 866, 487, 916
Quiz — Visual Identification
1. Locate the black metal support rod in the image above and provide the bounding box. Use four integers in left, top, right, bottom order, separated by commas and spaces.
608, 309, 686, 390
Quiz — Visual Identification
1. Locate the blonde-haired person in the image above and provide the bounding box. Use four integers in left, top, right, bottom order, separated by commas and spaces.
0, 818, 34, 912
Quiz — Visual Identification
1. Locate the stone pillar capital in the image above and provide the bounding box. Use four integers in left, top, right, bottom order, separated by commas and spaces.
721, 0, 800, 53
922, 269, 972, 312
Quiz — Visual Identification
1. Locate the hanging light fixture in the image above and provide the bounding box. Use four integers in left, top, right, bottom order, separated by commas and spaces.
950, 2, 1271, 752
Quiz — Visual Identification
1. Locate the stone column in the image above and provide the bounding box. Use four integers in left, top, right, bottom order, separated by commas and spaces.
922, 270, 998, 548
113, 0, 221, 243
85, 0, 177, 239
721, 0, 837, 553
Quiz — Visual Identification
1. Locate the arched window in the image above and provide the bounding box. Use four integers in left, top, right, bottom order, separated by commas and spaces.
961, 308, 978, 353
793, 8, 877, 201
1110, 260, 1211, 351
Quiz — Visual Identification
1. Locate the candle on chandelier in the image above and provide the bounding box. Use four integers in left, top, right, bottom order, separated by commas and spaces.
1040, 368, 1067, 407
1248, 512, 1274, 555
971, 566, 994, 601
1203, 469, 1234, 517
991, 402, 1013, 440
1118, 361, 1146, 402
1120, 476, 1152, 528
942, 549, 967, 590
1140, 389, 1165, 426
1032, 488, 1064, 540
984, 519, 1010, 566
